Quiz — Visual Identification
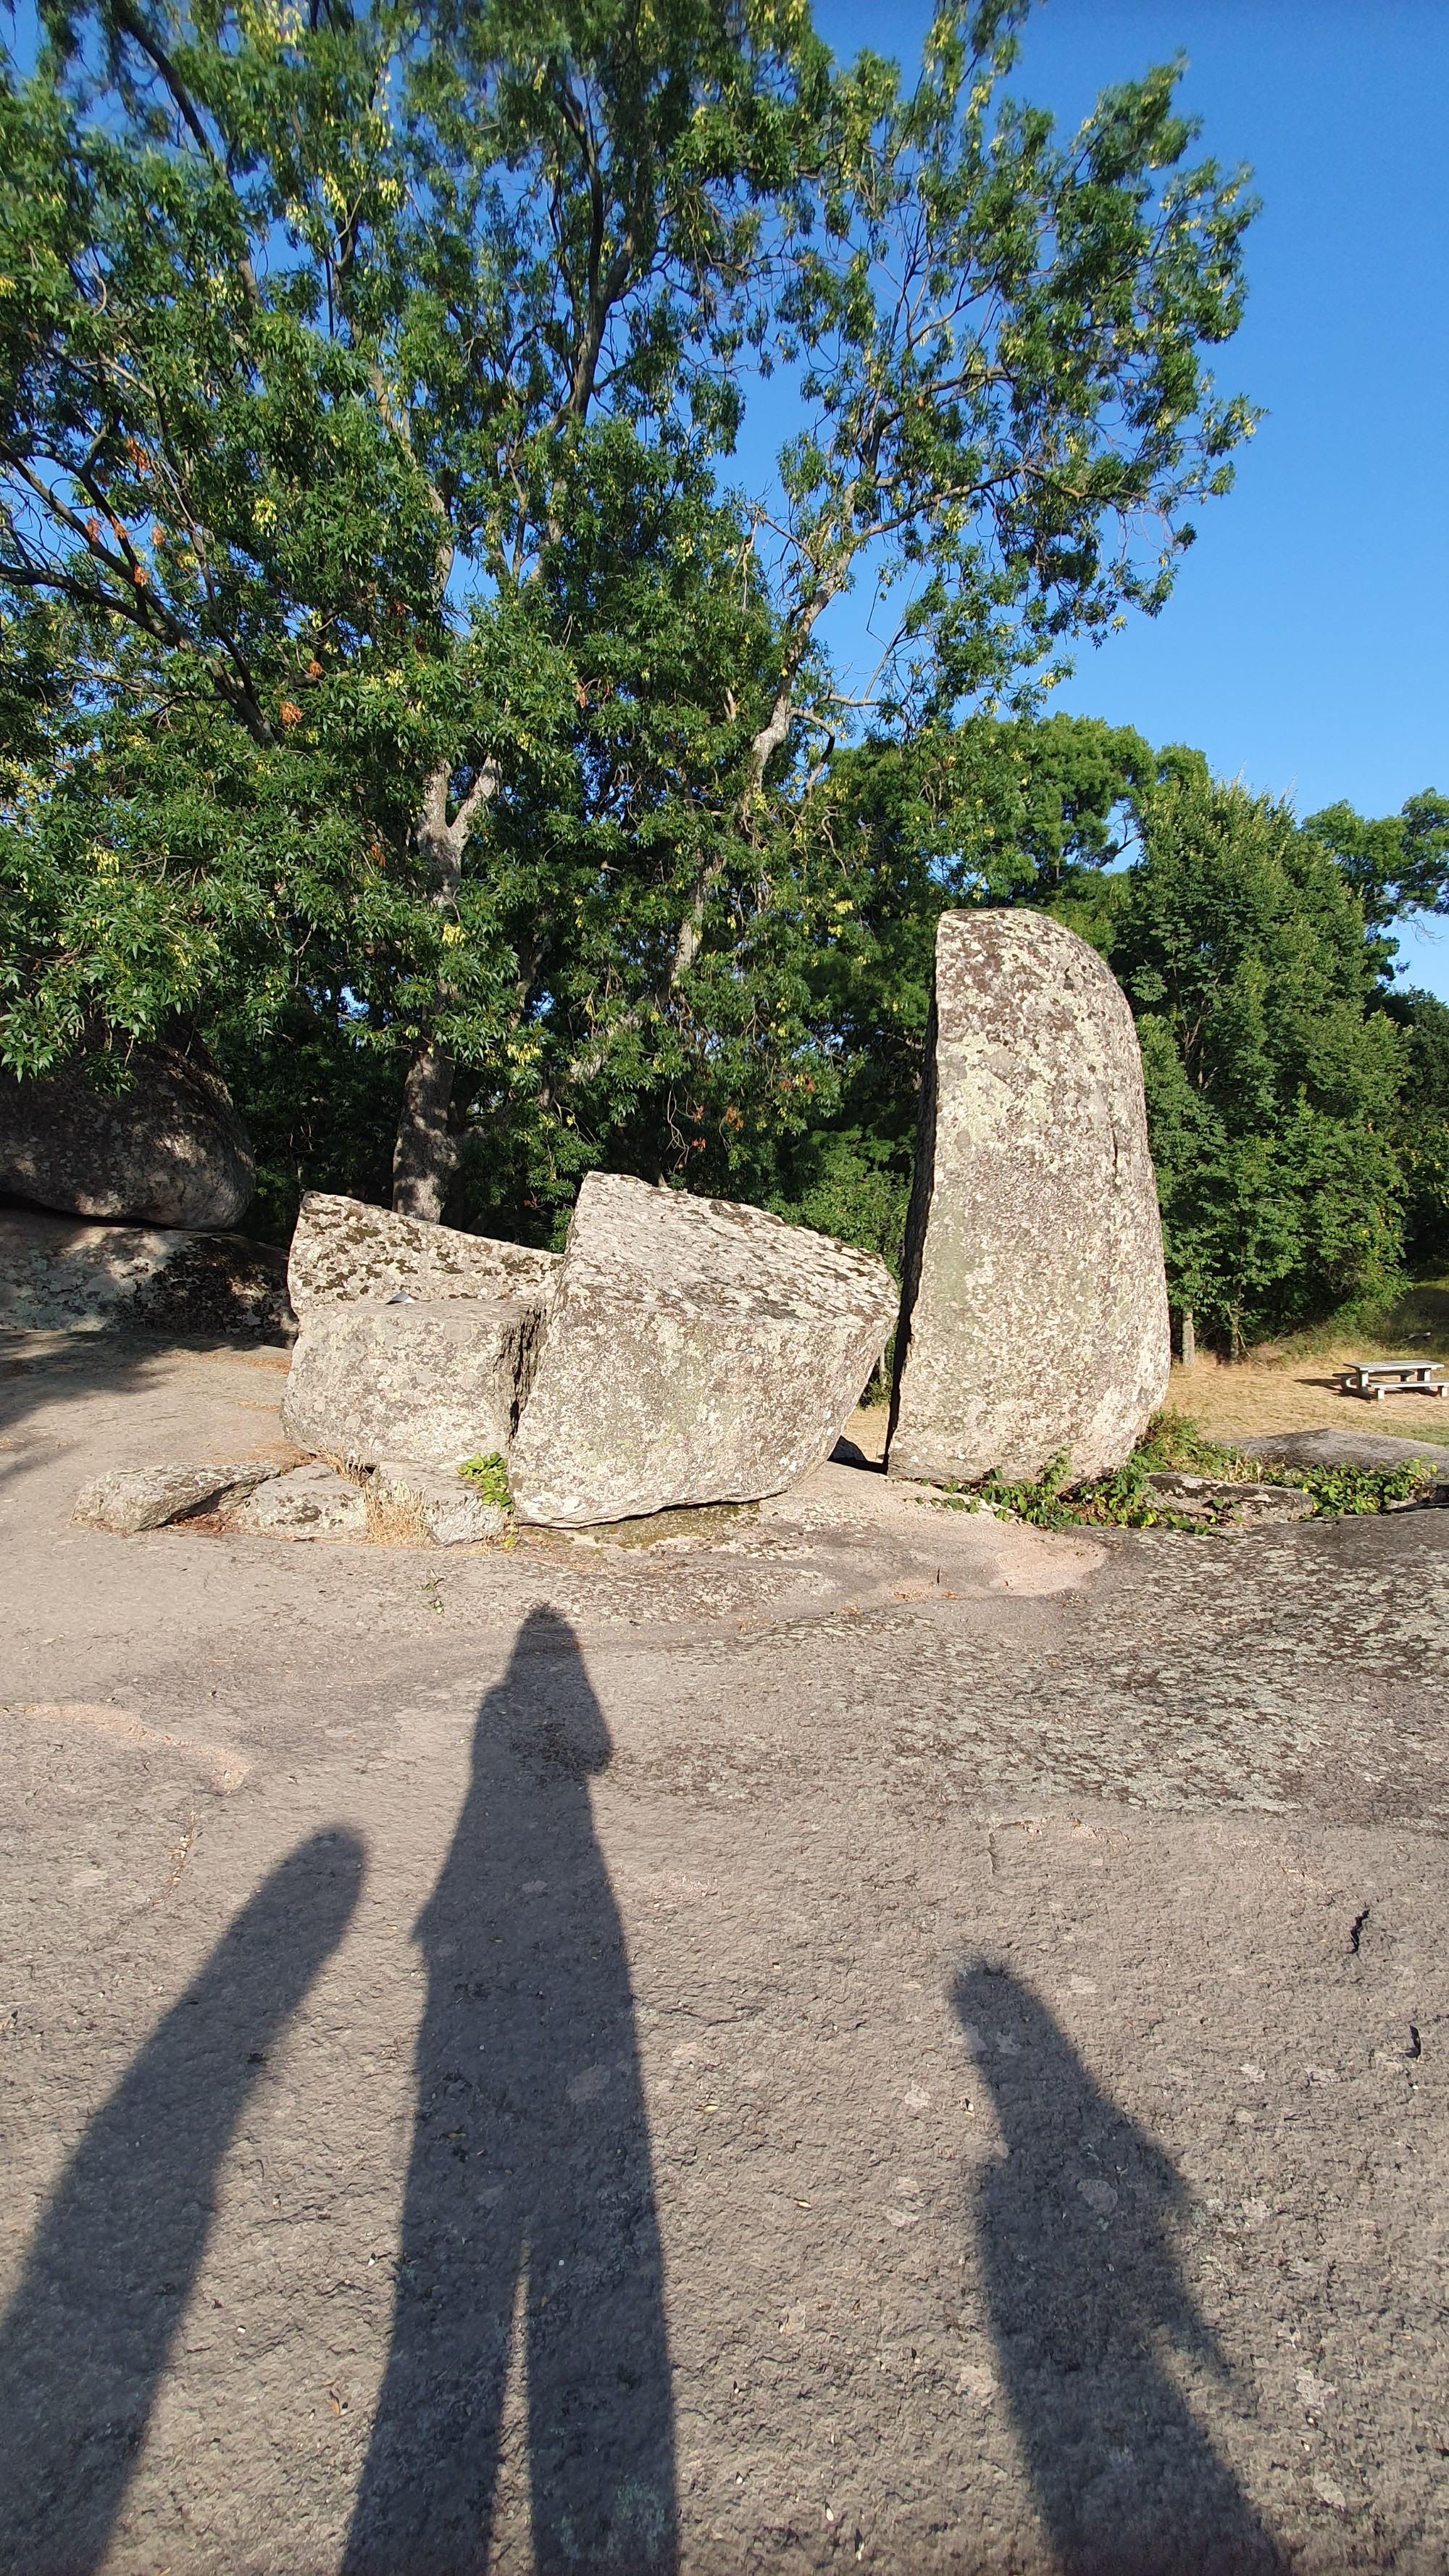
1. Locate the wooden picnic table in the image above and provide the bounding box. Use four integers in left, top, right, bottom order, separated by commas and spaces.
1343, 1358, 1449, 1401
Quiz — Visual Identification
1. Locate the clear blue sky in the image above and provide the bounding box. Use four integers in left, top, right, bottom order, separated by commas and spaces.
761, 0, 1449, 993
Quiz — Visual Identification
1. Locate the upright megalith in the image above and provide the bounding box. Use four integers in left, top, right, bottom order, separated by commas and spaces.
509, 1172, 898, 1526
887, 910, 1169, 1488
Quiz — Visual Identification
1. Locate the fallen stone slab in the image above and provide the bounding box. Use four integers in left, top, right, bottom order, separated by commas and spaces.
1143, 1472, 1315, 1527
369, 1461, 509, 1546
1250, 1428, 1449, 1472
0, 1207, 292, 1338
233, 1462, 367, 1538
73, 1458, 283, 1535
509, 1172, 898, 1527
286, 1191, 560, 1320
280, 1298, 544, 1467
887, 910, 1170, 1489
0, 1039, 254, 1227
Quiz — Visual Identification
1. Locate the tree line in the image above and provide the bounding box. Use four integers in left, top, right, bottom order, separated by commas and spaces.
0, 0, 1442, 1353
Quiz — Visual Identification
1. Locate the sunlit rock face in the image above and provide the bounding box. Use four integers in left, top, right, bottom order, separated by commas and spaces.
887, 910, 1169, 1490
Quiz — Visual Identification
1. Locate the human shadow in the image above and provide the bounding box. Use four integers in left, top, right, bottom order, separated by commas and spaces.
343, 1607, 676, 2576
0, 1827, 365, 2575
959, 1967, 1282, 2575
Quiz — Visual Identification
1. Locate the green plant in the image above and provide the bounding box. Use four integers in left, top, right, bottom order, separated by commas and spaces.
926, 1412, 1442, 1532
457, 1453, 511, 1509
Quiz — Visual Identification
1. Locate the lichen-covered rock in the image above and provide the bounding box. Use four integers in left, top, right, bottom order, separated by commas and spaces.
0, 1041, 254, 1227
0, 1208, 291, 1337
887, 911, 1170, 1488
370, 1460, 509, 1546
1143, 1472, 1315, 1527
280, 1299, 543, 1467
509, 1172, 898, 1527
73, 1458, 283, 1534
234, 1462, 367, 1537
286, 1191, 560, 1320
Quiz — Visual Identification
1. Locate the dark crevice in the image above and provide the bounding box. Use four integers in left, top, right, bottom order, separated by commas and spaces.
1348, 1906, 1369, 1954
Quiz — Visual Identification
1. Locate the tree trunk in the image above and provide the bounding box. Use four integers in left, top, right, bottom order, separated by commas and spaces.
392, 1040, 457, 1222
1180, 1304, 1196, 1370
388, 756, 500, 1222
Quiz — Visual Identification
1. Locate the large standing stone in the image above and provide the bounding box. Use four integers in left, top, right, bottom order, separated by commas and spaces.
0, 1207, 292, 1338
509, 1172, 898, 1527
286, 1191, 560, 1319
887, 911, 1170, 1488
280, 1299, 543, 1468
0, 1041, 255, 1228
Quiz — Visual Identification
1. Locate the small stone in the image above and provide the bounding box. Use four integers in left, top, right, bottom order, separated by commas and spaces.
73, 1459, 283, 1535
286, 1191, 560, 1320
509, 1172, 898, 1527
369, 1461, 509, 1546
280, 1299, 545, 1468
234, 1462, 367, 1538
887, 911, 1170, 1488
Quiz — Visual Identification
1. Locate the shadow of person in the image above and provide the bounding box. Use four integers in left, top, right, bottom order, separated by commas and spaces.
0, 1827, 365, 2576
958, 1967, 1282, 2575
343, 1606, 676, 2576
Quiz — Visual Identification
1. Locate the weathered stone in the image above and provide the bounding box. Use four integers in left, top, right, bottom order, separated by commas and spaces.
370, 1460, 509, 1546
286, 1191, 560, 1320
1143, 1472, 1315, 1527
0, 1207, 291, 1338
234, 1462, 368, 1538
280, 1298, 543, 1467
0, 1041, 254, 1227
887, 911, 1170, 1488
73, 1458, 283, 1535
1251, 1429, 1449, 1474
509, 1172, 898, 1527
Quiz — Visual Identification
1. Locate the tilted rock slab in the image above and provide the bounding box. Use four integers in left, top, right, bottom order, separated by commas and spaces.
280, 1299, 544, 1469
509, 1172, 898, 1527
887, 911, 1170, 1488
0, 1040, 254, 1228
286, 1191, 560, 1320
74, 1459, 283, 1535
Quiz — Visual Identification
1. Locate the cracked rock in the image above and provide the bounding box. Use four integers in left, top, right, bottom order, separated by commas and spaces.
73, 1458, 283, 1535
888, 911, 1170, 1488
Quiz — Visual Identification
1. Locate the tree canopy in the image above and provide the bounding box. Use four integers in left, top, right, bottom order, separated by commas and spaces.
0, 0, 1258, 1217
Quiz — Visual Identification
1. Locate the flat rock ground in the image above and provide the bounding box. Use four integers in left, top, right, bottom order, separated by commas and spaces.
1, 1337, 1448, 2576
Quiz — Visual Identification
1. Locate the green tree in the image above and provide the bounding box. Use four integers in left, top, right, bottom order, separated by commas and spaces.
0, 0, 1258, 1225
1379, 987, 1449, 1269
1113, 770, 1406, 1353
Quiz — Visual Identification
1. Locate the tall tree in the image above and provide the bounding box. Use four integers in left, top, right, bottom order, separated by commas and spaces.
1114, 769, 1406, 1353
0, 0, 1258, 1222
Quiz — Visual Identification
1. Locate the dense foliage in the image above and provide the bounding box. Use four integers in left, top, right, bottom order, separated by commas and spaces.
0, 0, 1258, 1220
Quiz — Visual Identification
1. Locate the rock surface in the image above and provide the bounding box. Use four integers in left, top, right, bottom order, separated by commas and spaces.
0, 1041, 255, 1228
888, 910, 1170, 1488
510, 1172, 898, 1526
280, 1299, 543, 1468
0, 1207, 292, 1338
234, 1462, 367, 1538
286, 1192, 559, 1320
370, 1461, 509, 1546
1252, 1428, 1449, 1472
1143, 1471, 1316, 1527
73, 1458, 283, 1535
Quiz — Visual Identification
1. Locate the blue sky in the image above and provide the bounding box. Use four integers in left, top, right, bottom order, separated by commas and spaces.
762, 0, 1449, 993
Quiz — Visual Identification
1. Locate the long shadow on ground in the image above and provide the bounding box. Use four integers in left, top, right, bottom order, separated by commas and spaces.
959, 1965, 1282, 2575
0, 1827, 364, 2575
343, 1606, 676, 2576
